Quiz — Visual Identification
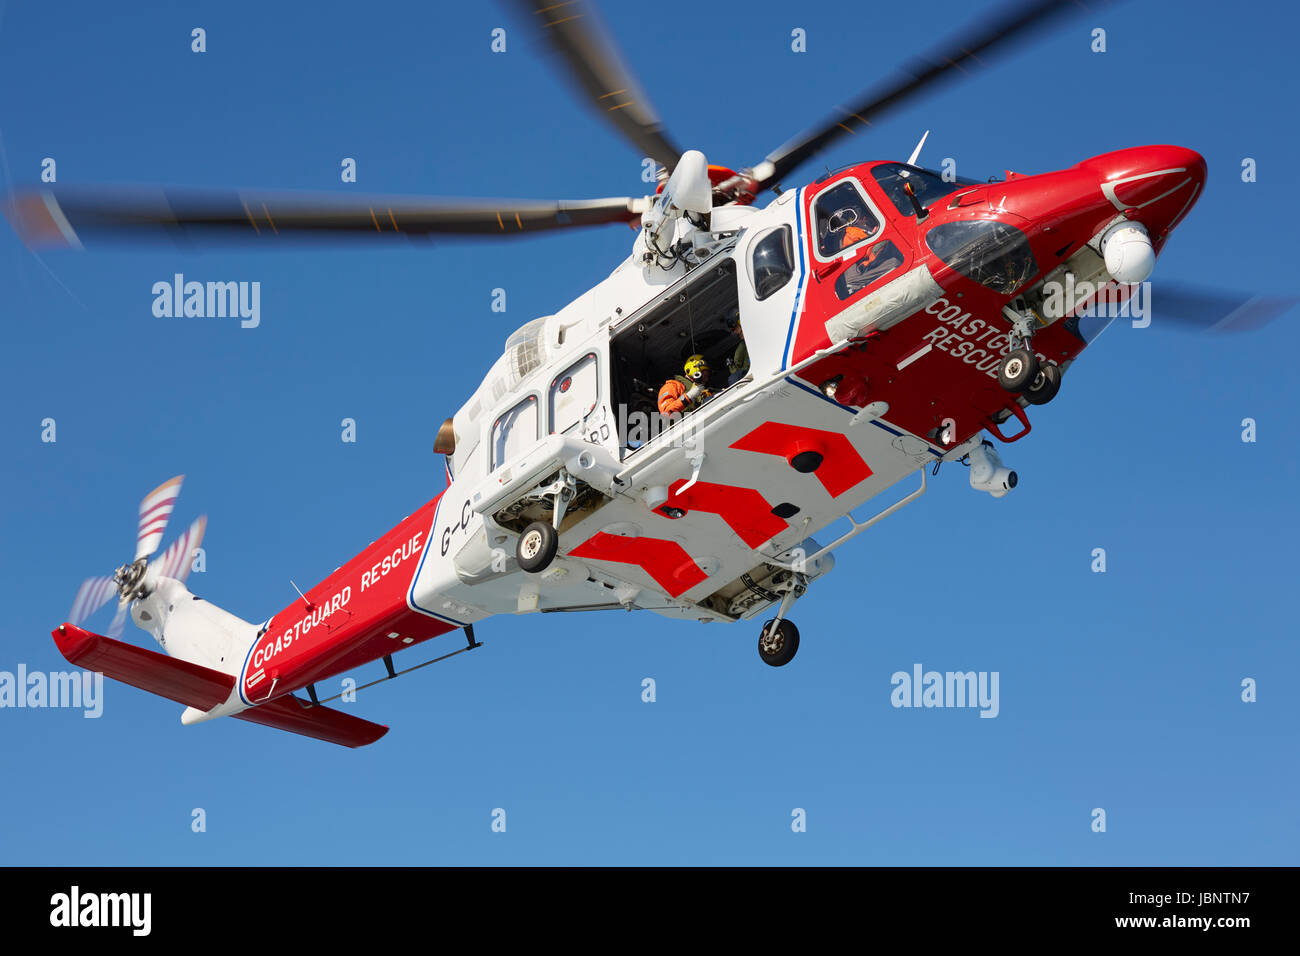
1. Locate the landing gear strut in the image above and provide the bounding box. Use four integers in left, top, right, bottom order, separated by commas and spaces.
515, 468, 578, 574
996, 305, 1042, 394
757, 570, 806, 666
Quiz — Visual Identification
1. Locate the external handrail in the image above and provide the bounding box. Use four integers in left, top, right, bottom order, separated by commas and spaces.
761, 466, 928, 570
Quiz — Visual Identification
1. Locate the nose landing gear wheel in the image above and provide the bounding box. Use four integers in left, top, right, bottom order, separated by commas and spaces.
517, 521, 558, 574
1024, 363, 1061, 405
758, 618, 800, 667
997, 348, 1040, 392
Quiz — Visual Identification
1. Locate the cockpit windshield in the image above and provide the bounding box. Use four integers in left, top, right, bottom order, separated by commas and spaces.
871, 163, 980, 216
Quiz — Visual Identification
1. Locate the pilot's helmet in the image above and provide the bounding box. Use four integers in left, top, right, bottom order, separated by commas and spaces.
684, 354, 710, 381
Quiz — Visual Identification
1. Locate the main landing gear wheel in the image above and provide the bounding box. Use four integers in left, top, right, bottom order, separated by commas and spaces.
758, 618, 800, 667
517, 521, 558, 574
1023, 363, 1062, 405
997, 348, 1039, 392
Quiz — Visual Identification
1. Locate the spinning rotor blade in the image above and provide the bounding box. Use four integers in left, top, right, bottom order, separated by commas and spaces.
107, 603, 129, 640
731, 0, 1111, 197
68, 576, 118, 627
153, 515, 208, 584
136, 474, 184, 561
1147, 284, 1298, 333
67, 485, 206, 639
4, 188, 645, 248
510, 0, 681, 172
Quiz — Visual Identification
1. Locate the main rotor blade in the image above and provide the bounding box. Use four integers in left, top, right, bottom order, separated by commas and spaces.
510, 0, 681, 171
4, 187, 645, 248
749, 0, 1110, 192
1148, 283, 1298, 333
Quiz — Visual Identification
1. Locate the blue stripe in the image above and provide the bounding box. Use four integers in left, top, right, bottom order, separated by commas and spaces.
780, 189, 807, 372
236, 636, 257, 706
406, 492, 468, 627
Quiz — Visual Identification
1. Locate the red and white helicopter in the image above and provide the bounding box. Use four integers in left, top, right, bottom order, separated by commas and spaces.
9, 0, 1292, 746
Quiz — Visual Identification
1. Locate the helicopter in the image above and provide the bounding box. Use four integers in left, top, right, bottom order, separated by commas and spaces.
10, 0, 1293, 747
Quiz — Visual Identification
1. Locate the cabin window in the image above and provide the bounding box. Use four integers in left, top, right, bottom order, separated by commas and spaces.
813, 180, 880, 259
550, 353, 599, 435
503, 317, 549, 386
748, 226, 795, 301
490, 394, 539, 471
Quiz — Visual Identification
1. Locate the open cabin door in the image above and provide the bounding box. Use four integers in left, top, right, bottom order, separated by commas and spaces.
608, 258, 742, 457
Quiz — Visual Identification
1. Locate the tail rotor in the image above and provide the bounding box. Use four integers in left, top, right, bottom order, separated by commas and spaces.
67, 475, 207, 638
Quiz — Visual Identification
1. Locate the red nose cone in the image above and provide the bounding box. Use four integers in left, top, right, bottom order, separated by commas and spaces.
1078, 145, 1206, 235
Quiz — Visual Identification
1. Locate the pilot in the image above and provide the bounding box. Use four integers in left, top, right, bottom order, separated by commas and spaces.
821, 193, 883, 252
725, 316, 750, 385
658, 354, 712, 416
839, 205, 877, 249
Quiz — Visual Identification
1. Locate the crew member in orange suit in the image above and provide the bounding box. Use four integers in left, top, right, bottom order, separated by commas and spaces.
658, 354, 712, 415
841, 219, 876, 249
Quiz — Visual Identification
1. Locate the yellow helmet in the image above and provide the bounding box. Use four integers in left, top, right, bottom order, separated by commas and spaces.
684, 354, 710, 380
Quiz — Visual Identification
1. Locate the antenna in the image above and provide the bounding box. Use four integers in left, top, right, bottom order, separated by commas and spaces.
906, 130, 931, 167
289, 579, 314, 610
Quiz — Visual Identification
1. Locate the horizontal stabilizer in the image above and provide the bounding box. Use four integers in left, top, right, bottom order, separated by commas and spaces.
52, 623, 235, 710
232, 695, 389, 748
53, 623, 387, 747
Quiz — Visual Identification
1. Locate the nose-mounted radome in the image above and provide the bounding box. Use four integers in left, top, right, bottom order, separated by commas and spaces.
1081, 144, 1207, 242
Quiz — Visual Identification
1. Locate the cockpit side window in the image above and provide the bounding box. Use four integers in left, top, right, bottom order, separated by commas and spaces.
813, 180, 880, 259
490, 394, 538, 471
834, 239, 905, 301
748, 226, 795, 301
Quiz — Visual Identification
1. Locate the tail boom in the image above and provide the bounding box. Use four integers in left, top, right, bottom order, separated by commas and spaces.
237, 493, 463, 705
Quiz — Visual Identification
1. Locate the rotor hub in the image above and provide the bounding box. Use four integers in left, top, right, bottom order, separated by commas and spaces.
113, 558, 149, 601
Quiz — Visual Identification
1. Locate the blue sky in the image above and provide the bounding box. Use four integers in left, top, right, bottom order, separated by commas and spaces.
0, 0, 1296, 865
